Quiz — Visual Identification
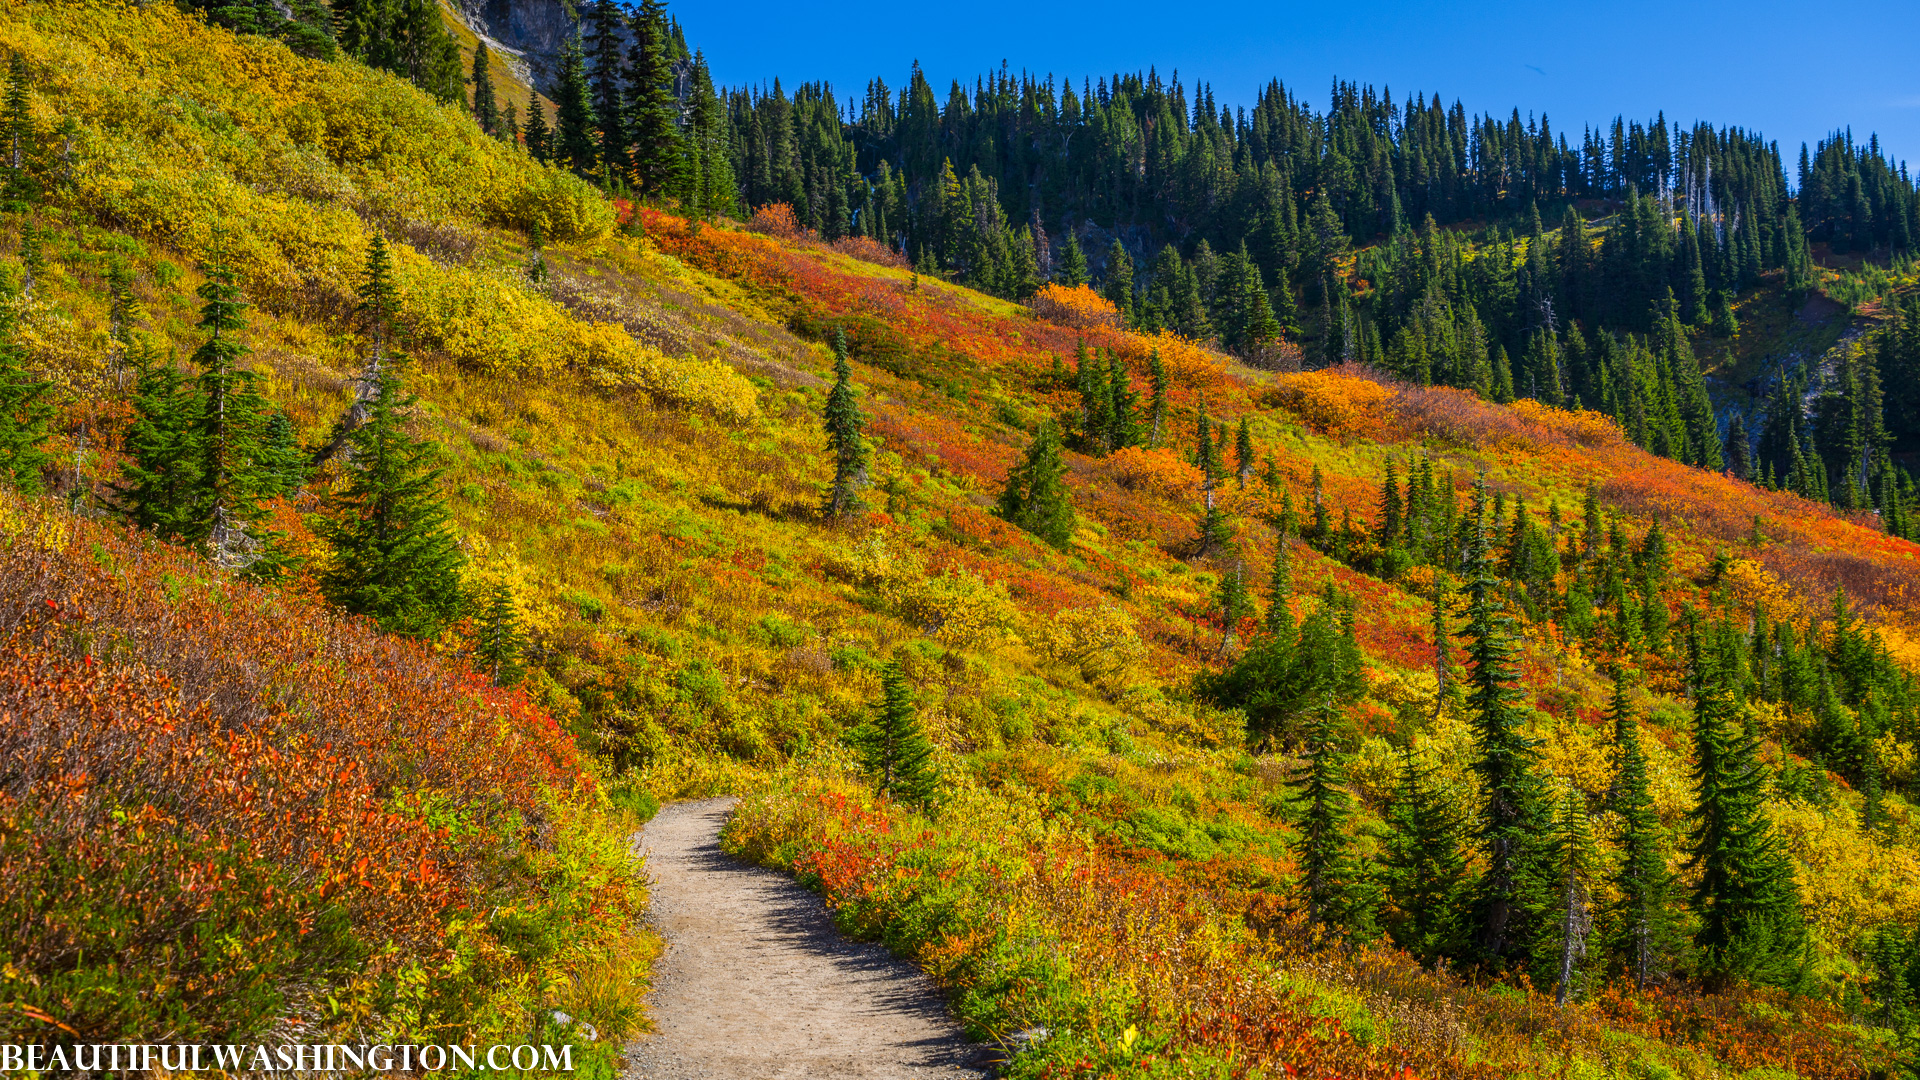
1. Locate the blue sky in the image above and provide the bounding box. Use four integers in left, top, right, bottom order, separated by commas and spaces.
688, 0, 1920, 175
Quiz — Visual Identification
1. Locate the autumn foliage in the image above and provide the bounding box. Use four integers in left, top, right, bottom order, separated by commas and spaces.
1028, 283, 1122, 329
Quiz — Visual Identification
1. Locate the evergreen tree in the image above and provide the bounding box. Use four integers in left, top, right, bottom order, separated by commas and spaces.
1383, 745, 1471, 964
0, 51, 33, 214
1461, 476, 1551, 968
1214, 558, 1252, 653
1687, 620, 1806, 990
1234, 417, 1254, 488
1606, 666, 1677, 989
189, 241, 277, 566
553, 34, 599, 174
1194, 410, 1228, 554
682, 52, 736, 219
316, 357, 466, 637
1549, 786, 1600, 1005
469, 40, 499, 135
1105, 349, 1139, 451
112, 342, 203, 539
1056, 230, 1087, 286
625, 0, 682, 198
849, 662, 938, 803
524, 91, 552, 162
995, 421, 1075, 549
474, 581, 527, 687
1291, 696, 1374, 940
823, 330, 869, 518
0, 306, 51, 493
582, 0, 627, 171
1102, 240, 1134, 324
1146, 349, 1169, 448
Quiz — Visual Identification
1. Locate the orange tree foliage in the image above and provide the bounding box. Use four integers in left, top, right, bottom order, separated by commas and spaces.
0, 493, 639, 1046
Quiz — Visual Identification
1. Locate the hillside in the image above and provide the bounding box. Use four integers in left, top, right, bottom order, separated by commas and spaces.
1, 3, 1919, 1079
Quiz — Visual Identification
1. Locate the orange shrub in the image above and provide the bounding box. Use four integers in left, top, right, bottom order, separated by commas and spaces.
1028, 282, 1121, 329
831, 234, 908, 268
1261, 366, 1393, 441
747, 201, 806, 240
1105, 446, 1205, 497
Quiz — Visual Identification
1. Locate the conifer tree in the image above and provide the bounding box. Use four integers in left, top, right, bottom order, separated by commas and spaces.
1214, 558, 1252, 653
1461, 476, 1551, 968
1056, 230, 1086, 286
996, 421, 1074, 549
113, 342, 203, 539
2, 51, 38, 213
1102, 240, 1133, 324
582, 0, 627, 171
823, 330, 868, 518
18, 216, 42, 297
1383, 745, 1471, 964
625, 0, 681, 198
1195, 410, 1228, 554
1073, 341, 1112, 451
1266, 536, 1294, 638
1105, 349, 1139, 451
189, 241, 276, 566
0, 307, 51, 493
316, 356, 466, 637
1271, 266, 1300, 338
524, 91, 552, 162
1234, 417, 1254, 488
553, 34, 599, 174
1606, 666, 1677, 989
475, 581, 527, 687
470, 40, 499, 135
1549, 786, 1599, 1004
1145, 349, 1169, 448
1292, 696, 1373, 940
850, 662, 938, 803
682, 52, 735, 219
1687, 620, 1806, 990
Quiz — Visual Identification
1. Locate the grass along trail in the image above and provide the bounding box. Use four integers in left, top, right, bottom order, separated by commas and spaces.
625, 799, 991, 1079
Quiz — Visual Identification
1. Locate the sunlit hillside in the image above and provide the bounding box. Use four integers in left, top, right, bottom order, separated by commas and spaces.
1, 3, 1918, 1078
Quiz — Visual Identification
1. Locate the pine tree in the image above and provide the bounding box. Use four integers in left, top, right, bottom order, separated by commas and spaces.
316, 357, 466, 637
996, 421, 1075, 549
849, 663, 938, 804
1056, 230, 1087, 286
1462, 476, 1551, 968
1383, 745, 1471, 964
112, 342, 203, 539
1234, 417, 1254, 488
1687, 619, 1806, 990
2, 51, 39, 213
1105, 349, 1139, 451
1146, 349, 1169, 448
1215, 558, 1252, 653
1102, 240, 1134, 325
553, 34, 599, 174
475, 581, 527, 687
823, 330, 869, 518
1291, 696, 1373, 940
189, 240, 276, 566
1195, 410, 1228, 554
524, 91, 552, 162
1606, 666, 1676, 989
0, 306, 51, 493
469, 40, 499, 135
582, 0, 627, 172
682, 52, 736, 219
625, 0, 681, 198
1549, 786, 1599, 1005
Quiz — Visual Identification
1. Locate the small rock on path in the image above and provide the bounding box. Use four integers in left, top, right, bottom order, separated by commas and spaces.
625, 798, 992, 1080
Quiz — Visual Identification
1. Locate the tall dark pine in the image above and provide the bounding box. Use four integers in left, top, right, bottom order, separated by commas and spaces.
582, 0, 627, 172
625, 0, 681, 198
1461, 476, 1550, 968
112, 342, 203, 540
469, 41, 499, 136
1383, 746, 1470, 965
1291, 696, 1373, 940
190, 242, 276, 567
1194, 410, 1228, 554
822, 331, 868, 518
316, 358, 466, 637
1687, 620, 1805, 990
0, 306, 51, 493
475, 581, 527, 687
553, 34, 599, 174
1056, 231, 1086, 286
2, 49, 39, 213
524, 91, 552, 162
1605, 667, 1676, 989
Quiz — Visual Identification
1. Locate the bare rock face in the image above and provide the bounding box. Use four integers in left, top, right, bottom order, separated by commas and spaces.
449, 0, 580, 98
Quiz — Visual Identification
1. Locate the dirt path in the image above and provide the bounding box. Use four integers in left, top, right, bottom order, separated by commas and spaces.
625, 798, 992, 1080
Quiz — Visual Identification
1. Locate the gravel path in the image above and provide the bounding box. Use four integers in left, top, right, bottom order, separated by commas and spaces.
625, 798, 993, 1080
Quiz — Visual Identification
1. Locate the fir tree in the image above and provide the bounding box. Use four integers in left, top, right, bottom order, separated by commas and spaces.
1105, 349, 1139, 451
1687, 620, 1806, 990
524, 91, 552, 162
1291, 696, 1373, 940
1056, 230, 1086, 286
582, 0, 627, 172
625, 0, 681, 198
682, 52, 735, 219
822, 330, 869, 518
1146, 349, 1169, 448
18, 216, 42, 297
316, 356, 466, 637
1383, 745, 1471, 964
1549, 786, 1599, 1004
1102, 240, 1134, 325
112, 342, 203, 539
1214, 558, 1252, 653
475, 581, 527, 687
0, 306, 51, 493
849, 662, 938, 804
1606, 667, 1676, 989
1195, 410, 1228, 554
189, 241, 277, 566
2, 51, 38, 213
469, 40, 499, 135
996, 421, 1075, 549
553, 34, 599, 174
1461, 476, 1551, 968
1234, 417, 1254, 488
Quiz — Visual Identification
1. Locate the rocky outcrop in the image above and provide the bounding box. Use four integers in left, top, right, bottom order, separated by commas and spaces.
447, 0, 580, 98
